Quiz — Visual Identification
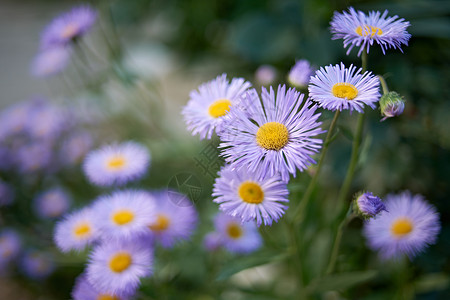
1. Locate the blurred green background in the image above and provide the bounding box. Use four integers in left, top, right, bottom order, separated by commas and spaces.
0, 0, 449, 299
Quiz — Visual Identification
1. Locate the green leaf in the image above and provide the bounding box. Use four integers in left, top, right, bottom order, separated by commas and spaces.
216, 251, 288, 281
414, 273, 450, 293
307, 270, 378, 293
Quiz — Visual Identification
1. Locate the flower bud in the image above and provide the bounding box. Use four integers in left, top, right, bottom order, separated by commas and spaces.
354, 191, 387, 219
380, 91, 405, 121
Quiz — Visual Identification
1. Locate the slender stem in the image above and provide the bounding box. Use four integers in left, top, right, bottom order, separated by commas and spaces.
377, 75, 389, 95
293, 110, 341, 223
325, 212, 356, 275
335, 48, 369, 214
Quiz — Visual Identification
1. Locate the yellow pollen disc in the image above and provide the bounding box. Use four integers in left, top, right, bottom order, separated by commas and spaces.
112, 210, 135, 225
74, 223, 91, 238
227, 223, 243, 239
109, 252, 132, 273
256, 122, 289, 151
61, 24, 78, 39
355, 25, 383, 37
149, 214, 171, 232
97, 295, 119, 300
208, 99, 232, 118
332, 83, 358, 100
391, 218, 414, 237
106, 156, 126, 170
238, 181, 264, 204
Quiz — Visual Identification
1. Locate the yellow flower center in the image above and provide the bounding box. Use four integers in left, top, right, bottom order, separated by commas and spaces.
355, 25, 383, 37
332, 83, 358, 100
149, 214, 171, 232
61, 24, 78, 39
112, 210, 134, 225
97, 295, 119, 300
109, 252, 132, 273
106, 156, 126, 170
73, 223, 91, 238
208, 99, 232, 118
256, 122, 289, 151
391, 218, 414, 237
238, 181, 264, 204
226, 223, 243, 239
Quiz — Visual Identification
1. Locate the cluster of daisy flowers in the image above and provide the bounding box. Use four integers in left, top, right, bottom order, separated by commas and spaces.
31, 4, 97, 77
54, 141, 198, 299
0, 97, 94, 177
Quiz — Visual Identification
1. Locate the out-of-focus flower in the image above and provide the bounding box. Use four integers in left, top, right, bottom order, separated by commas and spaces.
203, 232, 223, 251
31, 46, 71, 78
21, 250, 55, 280
364, 191, 440, 260
255, 65, 277, 86
309, 63, 380, 113
33, 187, 72, 219
16, 142, 53, 173
214, 213, 262, 254
60, 130, 94, 166
0, 229, 22, 266
147, 190, 198, 248
72, 274, 133, 300
287, 59, 314, 88
92, 190, 156, 241
219, 85, 324, 182
330, 7, 411, 56
0, 179, 14, 207
40, 5, 97, 48
83, 141, 150, 187
26, 102, 70, 141
86, 239, 153, 297
354, 191, 387, 219
54, 208, 99, 252
380, 91, 405, 121
182, 74, 252, 140
213, 165, 289, 226
0, 100, 38, 140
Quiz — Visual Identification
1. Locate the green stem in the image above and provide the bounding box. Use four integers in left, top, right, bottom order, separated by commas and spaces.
325, 212, 356, 275
377, 75, 390, 95
293, 110, 341, 223
335, 48, 369, 214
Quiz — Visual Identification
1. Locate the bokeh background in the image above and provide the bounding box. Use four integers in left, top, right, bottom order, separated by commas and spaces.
0, 0, 449, 299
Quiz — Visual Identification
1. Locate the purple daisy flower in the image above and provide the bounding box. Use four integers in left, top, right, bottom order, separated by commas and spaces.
0, 100, 38, 140
40, 5, 97, 49
31, 45, 71, 78
33, 187, 72, 219
182, 74, 252, 140
147, 190, 198, 248
255, 65, 277, 86
354, 191, 387, 219
214, 213, 262, 254
26, 101, 70, 141
213, 164, 289, 226
0, 179, 14, 207
203, 232, 223, 251
0, 229, 22, 266
309, 63, 380, 113
83, 141, 151, 187
288, 59, 315, 88
364, 191, 440, 260
330, 7, 411, 56
92, 190, 156, 241
54, 208, 99, 252
21, 250, 55, 280
72, 273, 133, 300
86, 239, 153, 297
60, 130, 94, 166
219, 85, 324, 182
16, 141, 53, 173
